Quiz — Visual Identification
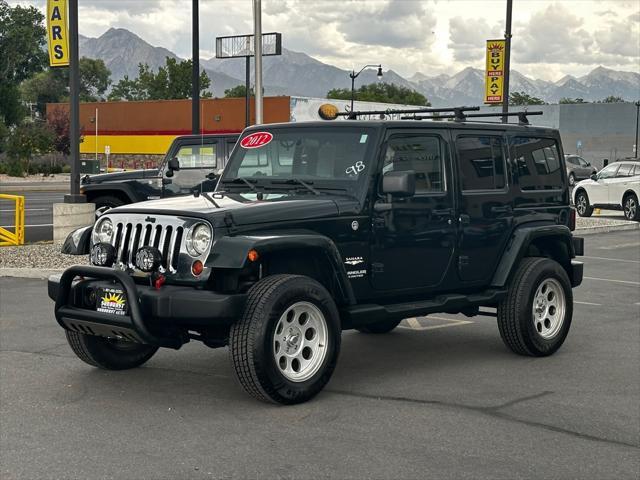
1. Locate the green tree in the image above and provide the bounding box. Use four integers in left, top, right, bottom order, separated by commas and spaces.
0, 117, 9, 153
509, 91, 546, 106
559, 97, 588, 104
108, 57, 212, 101
600, 96, 624, 103
224, 85, 254, 98
5, 121, 54, 176
48, 107, 70, 156
0, 1, 47, 125
327, 83, 429, 106
21, 57, 112, 116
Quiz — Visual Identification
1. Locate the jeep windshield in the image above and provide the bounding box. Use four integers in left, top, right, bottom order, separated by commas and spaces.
219, 126, 378, 197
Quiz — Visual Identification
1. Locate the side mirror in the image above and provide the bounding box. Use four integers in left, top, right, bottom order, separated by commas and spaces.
382, 171, 416, 197
586, 162, 591, 166
590, 173, 598, 181
167, 157, 180, 174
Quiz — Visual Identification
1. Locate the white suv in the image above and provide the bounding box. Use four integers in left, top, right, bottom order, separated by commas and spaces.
573, 160, 640, 221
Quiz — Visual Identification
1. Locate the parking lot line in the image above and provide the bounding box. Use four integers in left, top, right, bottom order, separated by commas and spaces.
583, 256, 640, 264
400, 316, 473, 331
575, 301, 602, 306
583, 276, 640, 286
598, 242, 640, 250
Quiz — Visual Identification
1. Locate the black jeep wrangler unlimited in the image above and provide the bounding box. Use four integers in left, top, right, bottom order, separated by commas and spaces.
80, 133, 239, 211
50, 111, 584, 404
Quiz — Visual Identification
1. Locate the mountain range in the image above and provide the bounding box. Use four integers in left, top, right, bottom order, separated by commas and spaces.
80, 28, 640, 107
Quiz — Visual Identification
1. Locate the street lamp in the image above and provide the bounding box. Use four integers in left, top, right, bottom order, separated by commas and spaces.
634, 100, 640, 159
349, 64, 383, 113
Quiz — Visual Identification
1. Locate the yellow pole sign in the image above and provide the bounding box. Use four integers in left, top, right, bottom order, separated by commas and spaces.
46, 0, 69, 67
485, 39, 505, 104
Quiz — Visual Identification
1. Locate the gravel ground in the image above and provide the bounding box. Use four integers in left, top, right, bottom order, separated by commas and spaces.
0, 173, 70, 183
0, 243, 88, 269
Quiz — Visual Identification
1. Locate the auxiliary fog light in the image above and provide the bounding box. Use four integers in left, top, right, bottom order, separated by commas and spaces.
90, 243, 116, 267
135, 246, 162, 273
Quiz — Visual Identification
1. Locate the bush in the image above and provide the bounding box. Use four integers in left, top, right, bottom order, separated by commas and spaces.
62, 164, 71, 173
51, 164, 62, 174
6, 159, 25, 177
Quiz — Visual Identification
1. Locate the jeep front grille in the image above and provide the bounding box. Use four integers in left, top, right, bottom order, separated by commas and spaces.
112, 220, 184, 273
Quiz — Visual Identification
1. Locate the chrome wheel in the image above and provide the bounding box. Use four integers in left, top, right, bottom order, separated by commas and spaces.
532, 278, 566, 340
273, 301, 328, 382
624, 196, 636, 220
576, 194, 587, 215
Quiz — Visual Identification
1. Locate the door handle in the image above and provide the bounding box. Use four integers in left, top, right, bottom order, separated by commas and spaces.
432, 208, 454, 216
459, 214, 471, 225
490, 205, 512, 214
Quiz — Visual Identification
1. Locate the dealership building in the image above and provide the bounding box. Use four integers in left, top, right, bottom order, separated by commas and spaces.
47, 98, 639, 170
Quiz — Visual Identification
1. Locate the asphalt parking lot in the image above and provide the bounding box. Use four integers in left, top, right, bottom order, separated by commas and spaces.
1, 230, 639, 479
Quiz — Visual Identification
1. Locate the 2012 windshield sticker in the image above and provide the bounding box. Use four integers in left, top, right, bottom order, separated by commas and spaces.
346, 161, 365, 176
240, 132, 273, 149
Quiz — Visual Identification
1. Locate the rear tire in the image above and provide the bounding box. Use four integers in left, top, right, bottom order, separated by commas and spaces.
575, 191, 593, 217
623, 193, 639, 221
229, 274, 341, 404
357, 318, 402, 334
497, 257, 573, 357
65, 331, 158, 370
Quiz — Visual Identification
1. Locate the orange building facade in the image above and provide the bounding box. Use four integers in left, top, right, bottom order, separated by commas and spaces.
47, 97, 292, 156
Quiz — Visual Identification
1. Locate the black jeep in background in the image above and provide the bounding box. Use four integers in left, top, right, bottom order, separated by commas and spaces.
51, 108, 584, 405
80, 134, 239, 211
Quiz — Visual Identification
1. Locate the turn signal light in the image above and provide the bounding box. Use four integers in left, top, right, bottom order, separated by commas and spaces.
192, 260, 204, 276
247, 249, 259, 262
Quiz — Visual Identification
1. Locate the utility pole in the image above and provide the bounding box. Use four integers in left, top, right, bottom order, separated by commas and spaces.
502, 0, 513, 123
635, 101, 640, 158
253, 0, 263, 124
65, 0, 83, 203
192, 0, 200, 134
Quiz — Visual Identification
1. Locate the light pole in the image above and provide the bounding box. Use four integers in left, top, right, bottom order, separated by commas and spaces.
349, 64, 383, 114
634, 101, 640, 159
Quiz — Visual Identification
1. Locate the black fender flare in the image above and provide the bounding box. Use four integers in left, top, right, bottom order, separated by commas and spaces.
61, 225, 93, 255
81, 183, 141, 203
491, 224, 576, 287
205, 231, 356, 305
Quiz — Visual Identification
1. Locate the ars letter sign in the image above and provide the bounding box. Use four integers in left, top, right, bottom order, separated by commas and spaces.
484, 39, 505, 104
47, 0, 69, 67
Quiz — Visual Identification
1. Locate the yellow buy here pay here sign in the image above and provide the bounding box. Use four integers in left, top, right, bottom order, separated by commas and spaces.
47, 0, 69, 67
485, 39, 505, 104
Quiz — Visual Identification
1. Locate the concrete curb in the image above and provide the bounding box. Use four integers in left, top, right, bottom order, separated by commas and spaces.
575, 222, 640, 235
0, 183, 69, 193
0, 268, 62, 279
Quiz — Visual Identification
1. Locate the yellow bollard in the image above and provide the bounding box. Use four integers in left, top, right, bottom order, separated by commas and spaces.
0, 194, 25, 246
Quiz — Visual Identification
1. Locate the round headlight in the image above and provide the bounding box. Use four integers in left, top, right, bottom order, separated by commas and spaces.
187, 223, 212, 256
94, 218, 113, 243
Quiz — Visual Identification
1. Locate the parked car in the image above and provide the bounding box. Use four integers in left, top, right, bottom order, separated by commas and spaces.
573, 160, 640, 220
50, 110, 584, 404
564, 154, 597, 186
80, 134, 240, 211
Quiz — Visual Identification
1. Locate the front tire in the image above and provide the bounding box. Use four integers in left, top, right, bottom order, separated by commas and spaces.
575, 191, 593, 217
497, 257, 573, 357
623, 193, 639, 221
65, 331, 159, 370
229, 275, 341, 404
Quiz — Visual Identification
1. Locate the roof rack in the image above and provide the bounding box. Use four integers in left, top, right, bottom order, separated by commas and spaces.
401, 110, 544, 125
339, 106, 480, 121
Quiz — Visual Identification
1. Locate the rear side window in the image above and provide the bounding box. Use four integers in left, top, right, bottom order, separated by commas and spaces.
513, 137, 562, 190
616, 164, 633, 177
456, 136, 506, 191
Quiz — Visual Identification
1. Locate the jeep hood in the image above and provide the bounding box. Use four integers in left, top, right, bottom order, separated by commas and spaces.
112, 193, 352, 226
82, 169, 158, 184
